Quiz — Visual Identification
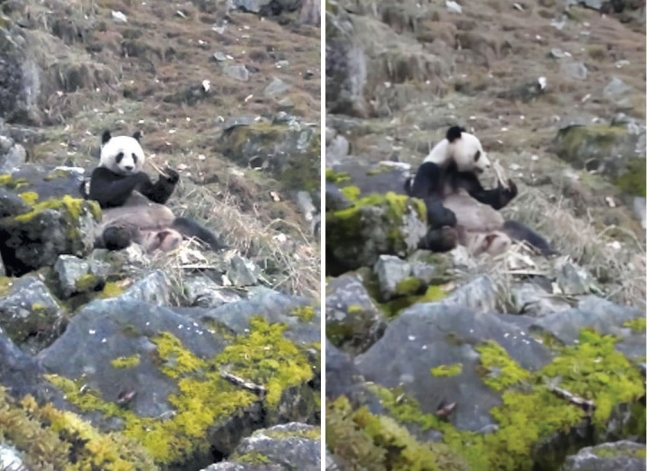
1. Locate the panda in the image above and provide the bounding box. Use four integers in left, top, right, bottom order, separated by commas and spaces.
405, 125, 556, 257
81, 130, 226, 253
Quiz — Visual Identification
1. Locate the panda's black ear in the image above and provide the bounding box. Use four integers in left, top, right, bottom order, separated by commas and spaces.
101, 130, 112, 145
446, 126, 466, 143
132, 131, 142, 142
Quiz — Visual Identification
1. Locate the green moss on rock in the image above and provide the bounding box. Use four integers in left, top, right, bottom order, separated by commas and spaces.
430, 364, 463, 377
110, 354, 141, 369
0, 174, 30, 190
0, 387, 157, 470
325, 168, 351, 183
46, 317, 314, 466
395, 277, 423, 296
359, 328, 646, 470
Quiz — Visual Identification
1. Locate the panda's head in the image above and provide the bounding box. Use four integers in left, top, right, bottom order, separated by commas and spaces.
99, 130, 145, 175
445, 126, 491, 174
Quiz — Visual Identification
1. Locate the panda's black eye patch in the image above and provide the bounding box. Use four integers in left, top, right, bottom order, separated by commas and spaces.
132, 154, 138, 164
115, 152, 124, 163
474, 150, 481, 161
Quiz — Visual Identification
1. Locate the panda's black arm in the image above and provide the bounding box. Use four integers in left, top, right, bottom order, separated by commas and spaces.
458, 172, 517, 210
137, 168, 179, 204
88, 168, 151, 208
409, 162, 444, 198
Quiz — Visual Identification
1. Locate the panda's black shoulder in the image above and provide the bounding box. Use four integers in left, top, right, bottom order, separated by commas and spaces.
446, 126, 467, 143
91, 166, 122, 181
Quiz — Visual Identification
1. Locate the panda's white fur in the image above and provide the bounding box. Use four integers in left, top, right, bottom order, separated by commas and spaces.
423, 130, 491, 174
100, 133, 145, 175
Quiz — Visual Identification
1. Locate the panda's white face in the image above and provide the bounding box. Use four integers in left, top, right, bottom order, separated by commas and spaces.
100, 135, 145, 175
449, 132, 491, 174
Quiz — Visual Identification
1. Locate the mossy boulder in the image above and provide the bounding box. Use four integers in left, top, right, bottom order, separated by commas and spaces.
218, 119, 321, 195
0, 274, 65, 352
326, 191, 427, 275
338, 298, 645, 470
551, 124, 645, 180
0, 195, 100, 277
326, 273, 387, 355
214, 422, 321, 470
37, 298, 318, 469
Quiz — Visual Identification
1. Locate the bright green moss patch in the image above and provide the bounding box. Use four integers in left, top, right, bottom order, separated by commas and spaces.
423, 285, 446, 302
540, 329, 644, 427
340, 185, 361, 201
75, 274, 98, 292
18, 191, 39, 205
0, 174, 30, 190
431, 364, 463, 377
327, 396, 452, 470
99, 281, 124, 299
623, 317, 646, 333
216, 317, 313, 409
0, 276, 13, 297
14, 195, 102, 224
476, 340, 531, 391
0, 388, 157, 470
290, 305, 316, 322
395, 277, 422, 296
325, 167, 351, 183
110, 354, 141, 369
46, 317, 313, 465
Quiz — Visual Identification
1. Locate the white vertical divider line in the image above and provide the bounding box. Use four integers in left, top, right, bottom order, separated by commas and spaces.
319, 1, 327, 468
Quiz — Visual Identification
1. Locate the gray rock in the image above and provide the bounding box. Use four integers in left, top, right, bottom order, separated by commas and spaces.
0, 135, 26, 173
115, 269, 173, 305
441, 275, 498, 314
213, 51, 228, 62
325, 183, 353, 211
554, 261, 601, 295
560, 61, 588, 80
529, 295, 644, 355
565, 0, 603, 10
510, 282, 571, 316
53, 254, 110, 299
264, 77, 289, 97
0, 275, 65, 349
326, 135, 350, 164
0, 188, 30, 219
355, 304, 551, 431
38, 298, 227, 419
223, 64, 250, 82
195, 287, 320, 344
296, 191, 317, 223
233, 0, 271, 12
326, 273, 387, 355
633, 197, 646, 229
563, 440, 645, 471
0, 326, 67, 406
604, 77, 633, 98
225, 423, 320, 471
183, 275, 242, 308
373, 255, 411, 301
228, 255, 260, 287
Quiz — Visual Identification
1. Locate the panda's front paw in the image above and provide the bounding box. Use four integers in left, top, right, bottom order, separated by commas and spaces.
498, 179, 518, 206
162, 167, 180, 184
